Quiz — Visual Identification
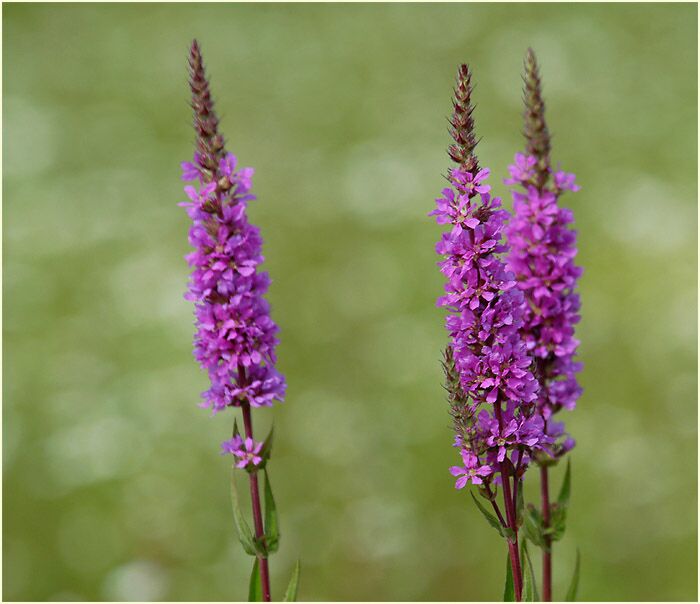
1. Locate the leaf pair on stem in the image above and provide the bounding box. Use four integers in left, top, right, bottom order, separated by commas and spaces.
489, 460, 579, 601
230, 421, 300, 601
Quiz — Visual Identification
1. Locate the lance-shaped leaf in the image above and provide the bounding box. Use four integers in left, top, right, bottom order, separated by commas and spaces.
471, 492, 514, 541
283, 560, 301, 602
233, 418, 242, 439
565, 548, 581, 601
264, 469, 279, 553
515, 482, 524, 529
548, 504, 566, 542
522, 505, 546, 549
520, 540, 539, 602
471, 492, 503, 533
230, 469, 259, 556
550, 459, 572, 541
259, 424, 274, 467
248, 557, 263, 602
503, 553, 515, 602
558, 458, 572, 509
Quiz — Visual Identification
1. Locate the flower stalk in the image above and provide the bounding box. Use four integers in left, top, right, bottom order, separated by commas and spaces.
433, 64, 550, 601
524, 49, 554, 602
505, 48, 583, 601
182, 40, 292, 602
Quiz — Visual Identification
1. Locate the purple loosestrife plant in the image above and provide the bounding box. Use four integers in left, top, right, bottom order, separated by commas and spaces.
181, 40, 299, 603
432, 64, 547, 601
505, 49, 582, 601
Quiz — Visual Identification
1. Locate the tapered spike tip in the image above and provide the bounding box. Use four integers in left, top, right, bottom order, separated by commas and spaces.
447, 64, 480, 176
188, 40, 226, 179
522, 49, 551, 189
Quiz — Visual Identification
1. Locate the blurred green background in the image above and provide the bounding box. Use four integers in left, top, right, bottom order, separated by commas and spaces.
3, 2, 697, 601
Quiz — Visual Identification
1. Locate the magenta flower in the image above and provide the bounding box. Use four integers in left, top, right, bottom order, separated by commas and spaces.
222, 435, 264, 469
449, 449, 493, 488
504, 153, 537, 186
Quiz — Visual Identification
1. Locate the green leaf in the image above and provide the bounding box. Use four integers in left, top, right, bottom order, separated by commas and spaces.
548, 504, 566, 542
515, 482, 524, 529
565, 549, 581, 601
283, 560, 301, 602
520, 540, 539, 602
557, 459, 571, 509
550, 459, 572, 542
233, 418, 241, 439
264, 469, 279, 553
503, 553, 515, 602
470, 492, 503, 534
259, 425, 274, 466
248, 558, 263, 602
230, 469, 259, 556
471, 492, 514, 540
521, 554, 533, 601
522, 506, 545, 548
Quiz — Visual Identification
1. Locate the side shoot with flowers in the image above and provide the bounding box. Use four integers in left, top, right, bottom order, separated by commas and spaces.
431, 63, 544, 601
505, 49, 582, 602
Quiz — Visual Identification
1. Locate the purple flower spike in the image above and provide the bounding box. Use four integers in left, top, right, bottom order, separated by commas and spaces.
183, 41, 286, 417
435, 65, 545, 492
505, 49, 582, 461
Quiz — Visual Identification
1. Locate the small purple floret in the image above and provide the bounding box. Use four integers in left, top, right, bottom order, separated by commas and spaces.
450, 449, 493, 488
221, 435, 264, 469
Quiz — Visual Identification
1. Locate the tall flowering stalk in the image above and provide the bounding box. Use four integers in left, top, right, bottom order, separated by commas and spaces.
432, 64, 549, 601
181, 40, 298, 602
505, 49, 582, 601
